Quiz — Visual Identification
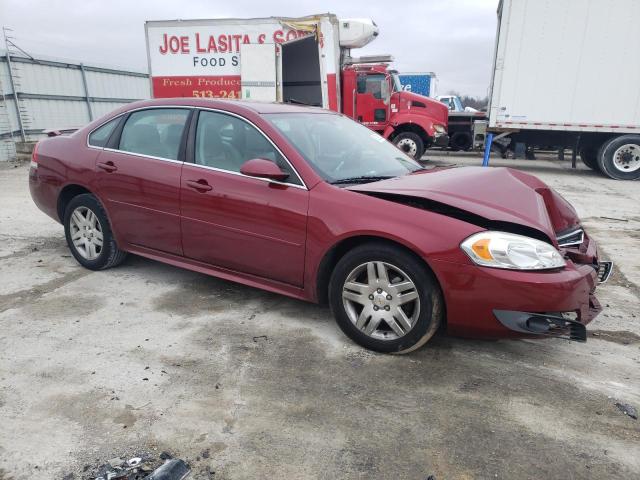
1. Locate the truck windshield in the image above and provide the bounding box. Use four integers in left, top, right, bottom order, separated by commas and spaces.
265, 113, 423, 184
391, 73, 402, 92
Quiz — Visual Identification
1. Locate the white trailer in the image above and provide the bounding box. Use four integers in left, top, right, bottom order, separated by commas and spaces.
487, 0, 640, 180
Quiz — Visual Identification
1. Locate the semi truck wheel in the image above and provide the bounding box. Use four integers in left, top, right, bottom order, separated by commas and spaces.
579, 145, 600, 171
449, 132, 472, 151
598, 135, 640, 180
393, 132, 424, 160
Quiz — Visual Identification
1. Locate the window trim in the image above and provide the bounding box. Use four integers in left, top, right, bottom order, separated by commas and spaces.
85, 104, 307, 190
189, 107, 307, 190
87, 116, 122, 148
86, 105, 195, 154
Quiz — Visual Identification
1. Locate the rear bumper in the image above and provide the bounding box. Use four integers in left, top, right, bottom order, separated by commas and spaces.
430, 258, 601, 340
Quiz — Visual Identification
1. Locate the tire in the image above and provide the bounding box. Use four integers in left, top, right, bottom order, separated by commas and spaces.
449, 131, 472, 151
579, 145, 601, 171
329, 243, 443, 354
393, 132, 425, 160
597, 134, 640, 180
64, 193, 127, 270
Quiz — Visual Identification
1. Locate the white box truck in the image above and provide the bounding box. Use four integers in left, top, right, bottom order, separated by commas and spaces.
144, 15, 449, 159
487, 0, 640, 180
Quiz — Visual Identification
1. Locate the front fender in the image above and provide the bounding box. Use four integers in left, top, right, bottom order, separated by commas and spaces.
383, 113, 436, 139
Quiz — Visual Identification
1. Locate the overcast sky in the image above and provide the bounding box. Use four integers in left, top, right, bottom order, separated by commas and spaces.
1, 0, 498, 97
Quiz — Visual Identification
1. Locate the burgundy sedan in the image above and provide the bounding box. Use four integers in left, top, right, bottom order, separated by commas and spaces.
29, 98, 610, 353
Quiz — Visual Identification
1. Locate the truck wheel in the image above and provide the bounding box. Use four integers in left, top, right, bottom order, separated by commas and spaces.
449, 132, 472, 151
393, 132, 425, 160
579, 145, 600, 171
598, 135, 640, 180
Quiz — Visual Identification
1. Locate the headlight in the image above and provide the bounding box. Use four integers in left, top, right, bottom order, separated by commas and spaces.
433, 124, 446, 134
460, 231, 566, 270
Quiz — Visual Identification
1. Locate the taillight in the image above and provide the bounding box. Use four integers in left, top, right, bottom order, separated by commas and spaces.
30, 141, 39, 169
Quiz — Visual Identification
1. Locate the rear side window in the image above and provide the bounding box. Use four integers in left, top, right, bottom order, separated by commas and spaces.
88, 118, 119, 147
119, 109, 190, 160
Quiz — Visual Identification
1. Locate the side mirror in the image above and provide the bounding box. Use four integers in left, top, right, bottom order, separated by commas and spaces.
240, 158, 289, 182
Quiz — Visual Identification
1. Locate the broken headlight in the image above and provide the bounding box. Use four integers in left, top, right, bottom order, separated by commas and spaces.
461, 231, 566, 270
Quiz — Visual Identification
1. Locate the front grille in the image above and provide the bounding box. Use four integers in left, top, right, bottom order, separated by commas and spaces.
557, 227, 584, 247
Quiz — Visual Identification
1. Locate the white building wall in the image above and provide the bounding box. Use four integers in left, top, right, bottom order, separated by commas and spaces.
0, 54, 150, 161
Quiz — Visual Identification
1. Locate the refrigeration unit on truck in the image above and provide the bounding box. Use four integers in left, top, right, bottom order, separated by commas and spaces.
145, 14, 448, 160
487, 0, 640, 180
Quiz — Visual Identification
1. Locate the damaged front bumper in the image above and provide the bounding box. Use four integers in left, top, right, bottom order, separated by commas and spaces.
494, 310, 592, 342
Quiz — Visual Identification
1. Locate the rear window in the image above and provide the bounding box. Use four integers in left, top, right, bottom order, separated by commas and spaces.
88, 118, 119, 147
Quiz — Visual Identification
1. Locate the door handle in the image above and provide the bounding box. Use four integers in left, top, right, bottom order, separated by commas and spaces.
97, 161, 117, 173
186, 179, 213, 192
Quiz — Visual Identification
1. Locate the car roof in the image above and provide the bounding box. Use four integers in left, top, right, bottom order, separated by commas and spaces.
122, 98, 331, 115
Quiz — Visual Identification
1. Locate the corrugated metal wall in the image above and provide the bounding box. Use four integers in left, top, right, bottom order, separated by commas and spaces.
0, 54, 150, 161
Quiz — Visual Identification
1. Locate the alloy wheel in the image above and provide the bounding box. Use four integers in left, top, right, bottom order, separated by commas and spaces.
342, 261, 420, 340
69, 206, 104, 260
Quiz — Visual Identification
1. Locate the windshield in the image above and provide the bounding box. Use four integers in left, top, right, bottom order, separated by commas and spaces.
391, 73, 402, 92
265, 113, 423, 184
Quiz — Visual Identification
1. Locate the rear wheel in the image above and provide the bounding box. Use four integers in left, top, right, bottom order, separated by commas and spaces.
64, 193, 127, 270
579, 145, 600, 171
449, 131, 472, 151
329, 243, 442, 353
598, 135, 640, 180
393, 132, 425, 160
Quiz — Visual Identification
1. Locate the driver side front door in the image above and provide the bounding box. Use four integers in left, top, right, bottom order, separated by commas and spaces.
180, 110, 309, 287
355, 73, 390, 131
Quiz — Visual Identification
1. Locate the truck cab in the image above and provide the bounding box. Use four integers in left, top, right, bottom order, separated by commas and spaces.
341, 64, 449, 159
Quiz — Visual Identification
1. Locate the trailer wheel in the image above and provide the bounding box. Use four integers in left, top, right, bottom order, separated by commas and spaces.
579, 145, 600, 171
449, 132, 472, 151
393, 132, 424, 160
598, 135, 640, 180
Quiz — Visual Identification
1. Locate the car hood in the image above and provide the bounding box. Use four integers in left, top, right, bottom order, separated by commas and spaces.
347, 167, 580, 243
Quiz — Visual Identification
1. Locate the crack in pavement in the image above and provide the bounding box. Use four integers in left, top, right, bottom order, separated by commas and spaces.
0, 268, 92, 313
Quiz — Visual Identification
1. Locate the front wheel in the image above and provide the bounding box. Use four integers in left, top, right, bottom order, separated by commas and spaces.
329, 243, 442, 353
392, 132, 425, 160
598, 135, 640, 180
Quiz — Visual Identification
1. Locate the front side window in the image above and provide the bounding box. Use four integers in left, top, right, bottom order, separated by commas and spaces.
88, 117, 119, 147
358, 74, 386, 99
119, 109, 190, 160
195, 110, 301, 185
265, 113, 423, 184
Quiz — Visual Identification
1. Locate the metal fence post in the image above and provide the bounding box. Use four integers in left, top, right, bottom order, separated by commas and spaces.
79, 63, 94, 121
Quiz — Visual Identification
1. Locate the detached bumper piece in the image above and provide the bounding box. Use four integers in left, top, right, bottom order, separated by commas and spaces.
494, 310, 587, 342
597, 261, 613, 283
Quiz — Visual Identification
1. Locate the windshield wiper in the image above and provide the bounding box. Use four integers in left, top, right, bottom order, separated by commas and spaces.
330, 175, 395, 185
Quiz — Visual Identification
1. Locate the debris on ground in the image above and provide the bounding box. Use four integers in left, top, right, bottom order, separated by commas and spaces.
86, 454, 190, 480
614, 402, 638, 420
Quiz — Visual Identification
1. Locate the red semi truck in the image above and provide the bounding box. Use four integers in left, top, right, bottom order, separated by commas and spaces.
145, 14, 448, 159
